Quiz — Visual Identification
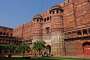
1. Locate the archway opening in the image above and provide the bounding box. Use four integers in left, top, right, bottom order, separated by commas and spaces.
46, 45, 51, 54
43, 45, 51, 56
83, 42, 90, 56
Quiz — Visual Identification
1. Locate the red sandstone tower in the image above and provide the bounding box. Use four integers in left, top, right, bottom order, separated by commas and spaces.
49, 4, 65, 56
32, 14, 43, 42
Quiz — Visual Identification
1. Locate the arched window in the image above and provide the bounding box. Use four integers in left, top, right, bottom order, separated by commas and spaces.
77, 30, 82, 35
56, 9, 59, 13
52, 10, 55, 14
83, 29, 88, 35
88, 28, 90, 34
33, 14, 43, 23
0, 32, 2, 35
60, 9, 64, 13
37, 19, 39, 22
44, 18, 46, 22
47, 17, 49, 21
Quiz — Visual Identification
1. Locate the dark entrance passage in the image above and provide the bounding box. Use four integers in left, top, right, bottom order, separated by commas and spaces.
83, 42, 90, 56
43, 45, 51, 56
46, 45, 51, 55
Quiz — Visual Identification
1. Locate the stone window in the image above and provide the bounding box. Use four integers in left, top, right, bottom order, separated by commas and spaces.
47, 17, 49, 21
44, 18, 46, 22
52, 10, 55, 14
56, 9, 64, 13
37, 19, 39, 22
46, 27, 50, 34
77, 30, 82, 35
88, 28, 90, 34
0, 32, 2, 35
50, 10, 56, 14
50, 8, 63, 14
3, 32, 6, 35
50, 11, 51, 14
83, 29, 87, 35
60, 9, 64, 13
56, 9, 59, 13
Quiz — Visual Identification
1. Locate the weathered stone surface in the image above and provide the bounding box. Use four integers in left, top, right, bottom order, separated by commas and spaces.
13, 0, 90, 56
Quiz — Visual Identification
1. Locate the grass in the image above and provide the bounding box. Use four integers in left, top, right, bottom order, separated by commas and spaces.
0, 57, 90, 60
31, 57, 90, 60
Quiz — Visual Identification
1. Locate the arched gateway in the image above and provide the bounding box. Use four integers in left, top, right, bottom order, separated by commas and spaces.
83, 42, 90, 56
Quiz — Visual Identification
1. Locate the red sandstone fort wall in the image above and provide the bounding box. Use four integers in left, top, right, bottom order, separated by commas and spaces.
13, 0, 90, 56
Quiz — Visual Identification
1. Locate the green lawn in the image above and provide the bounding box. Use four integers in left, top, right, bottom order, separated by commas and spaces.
31, 57, 90, 60
0, 57, 90, 60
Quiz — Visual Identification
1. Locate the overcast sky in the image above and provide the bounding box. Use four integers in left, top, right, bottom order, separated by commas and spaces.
0, 0, 64, 28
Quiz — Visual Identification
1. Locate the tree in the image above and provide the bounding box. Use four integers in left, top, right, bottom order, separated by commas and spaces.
32, 40, 45, 55
16, 43, 30, 56
0, 44, 17, 57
